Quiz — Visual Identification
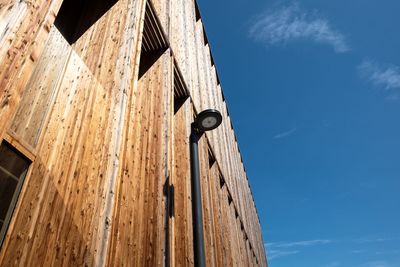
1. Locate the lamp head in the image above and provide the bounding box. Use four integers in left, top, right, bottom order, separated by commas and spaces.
194, 109, 222, 132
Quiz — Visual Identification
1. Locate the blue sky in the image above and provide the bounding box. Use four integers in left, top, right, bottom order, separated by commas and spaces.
199, 0, 400, 266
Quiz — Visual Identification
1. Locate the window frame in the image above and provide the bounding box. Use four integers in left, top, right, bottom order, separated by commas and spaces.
0, 138, 32, 248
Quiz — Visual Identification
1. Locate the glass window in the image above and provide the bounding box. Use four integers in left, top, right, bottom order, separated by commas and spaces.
0, 141, 30, 247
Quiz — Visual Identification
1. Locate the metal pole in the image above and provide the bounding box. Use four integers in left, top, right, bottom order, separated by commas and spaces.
190, 125, 206, 267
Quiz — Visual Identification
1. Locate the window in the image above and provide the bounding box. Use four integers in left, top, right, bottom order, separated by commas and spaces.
54, 0, 119, 44
138, 1, 169, 79
0, 141, 31, 247
173, 64, 189, 114
208, 147, 216, 168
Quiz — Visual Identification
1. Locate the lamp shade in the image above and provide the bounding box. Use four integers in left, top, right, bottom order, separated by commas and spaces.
194, 109, 222, 132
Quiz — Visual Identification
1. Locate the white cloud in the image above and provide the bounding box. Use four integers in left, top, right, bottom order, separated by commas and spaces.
264, 237, 397, 262
249, 2, 349, 53
273, 127, 297, 139
265, 239, 332, 260
358, 60, 400, 90
267, 249, 299, 260
267, 239, 332, 248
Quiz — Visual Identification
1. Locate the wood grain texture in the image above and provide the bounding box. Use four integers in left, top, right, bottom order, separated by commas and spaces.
9, 27, 71, 150
171, 97, 194, 267
0, 0, 144, 266
165, 0, 267, 263
108, 49, 171, 266
0, 0, 267, 266
0, 0, 62, 141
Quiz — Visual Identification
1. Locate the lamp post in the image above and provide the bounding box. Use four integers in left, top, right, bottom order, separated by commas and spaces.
190, 109, 222, 267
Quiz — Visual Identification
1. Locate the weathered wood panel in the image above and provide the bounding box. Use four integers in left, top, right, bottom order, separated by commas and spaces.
0, 0, 144, 265
108, 50, 171, 266
9, 27, 70, 150
198, 135, 213, 266
149, 0, 170, 37
142, 0, 268, 264
0, 0, 63, 141
169, 0, 196, 93
171, 98, 194, 266
0, 0, 267, 266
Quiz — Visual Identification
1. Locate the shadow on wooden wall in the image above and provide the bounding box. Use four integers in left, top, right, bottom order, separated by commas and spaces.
54, 0, 119, 44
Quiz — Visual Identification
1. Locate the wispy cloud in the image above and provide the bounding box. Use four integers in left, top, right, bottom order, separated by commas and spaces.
265, 237, 397, 262
266, 239, 332, 260
267, 239, 332, 248
358, 60, 400, 90
360, 261, 393, 267
267, 249, 299, 260
249, 2, 349, 53
273, 127, 297, 139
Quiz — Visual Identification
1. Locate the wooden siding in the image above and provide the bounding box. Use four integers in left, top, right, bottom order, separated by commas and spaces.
0, 0, 63, 142
108, 49, 171, 266
0, 0, 267, 266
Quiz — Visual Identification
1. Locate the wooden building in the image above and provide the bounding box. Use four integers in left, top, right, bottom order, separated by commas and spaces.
0, 0, 267, 266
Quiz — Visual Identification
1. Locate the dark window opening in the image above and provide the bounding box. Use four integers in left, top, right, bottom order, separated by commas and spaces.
0, 141, 31, 248
194, 1, 201, 22
138, 50, 166, 79
54, 0, 119, 44
203, 26, 209, 45
219, 174, 225, 188
208, 148, 215, 168
216, 72, 221, 85
227, 193, 233, 205
138, 1, 169, 79
210, 53, 215, 67
173, 64, 189, 114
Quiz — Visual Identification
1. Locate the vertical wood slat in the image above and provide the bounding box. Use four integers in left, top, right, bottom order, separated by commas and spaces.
171, 89, 194, 266
0, 0, 267, 265
0, 0, 63, 141
0, 0, 144, 266
9, 27, 71, 150
144, 0, 268, 264
199, 135, 214, 267
108, 50, 171, 266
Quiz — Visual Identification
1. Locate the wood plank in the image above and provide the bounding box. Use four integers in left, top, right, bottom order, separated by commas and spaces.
0, 0, 143, 265
108, 49, 171, 266
0, 0, 63, 141
9, 27, 71, 150
0, 0, 268, 265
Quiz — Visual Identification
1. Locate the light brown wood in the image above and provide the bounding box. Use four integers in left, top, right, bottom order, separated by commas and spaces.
3, 132, 35, 162
0, 0, 62, 142
0, 0, 268, 266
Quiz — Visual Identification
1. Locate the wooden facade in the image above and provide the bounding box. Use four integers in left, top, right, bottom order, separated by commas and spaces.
0, 0, 267, 266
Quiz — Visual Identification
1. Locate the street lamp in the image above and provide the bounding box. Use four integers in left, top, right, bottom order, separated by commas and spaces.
190, 109, 222, 267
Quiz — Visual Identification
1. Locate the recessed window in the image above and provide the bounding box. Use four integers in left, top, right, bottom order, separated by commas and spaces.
194, 1, 201, 22
54, 0, 119, 44
208, 148, 216, 168
0, 142, 31, 247
138, 1, 169, 79
173, 64, 189, 114
219, 174, 225, 188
